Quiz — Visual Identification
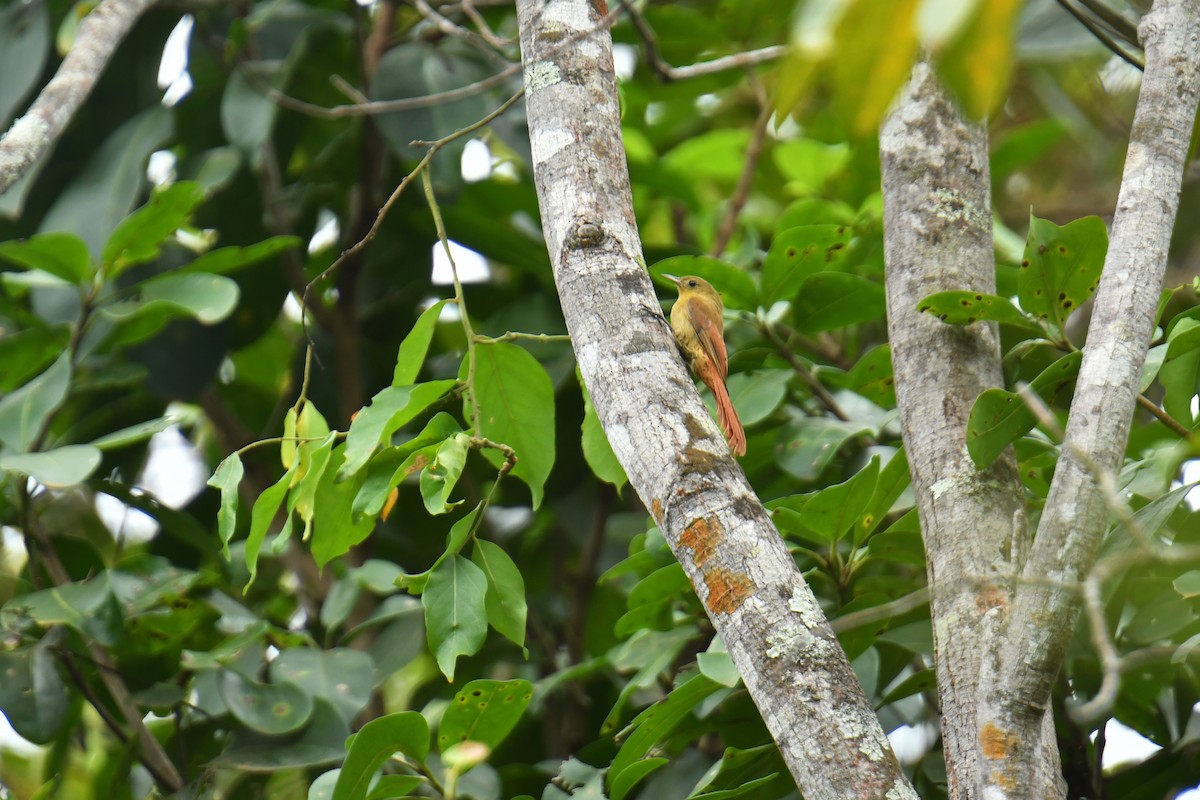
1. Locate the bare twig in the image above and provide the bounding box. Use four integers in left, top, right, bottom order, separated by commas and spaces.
458, 0, 512, 49
830, 587, 930, 634
0, 0, 158, 194
301, 89, 524, 340
619, 0, 785, 81
410, 0, 513, 67
1055, 0, 1144, 70
1135, 392, 1191, 438
759, 320, 852, 422
709, 94, 771, 258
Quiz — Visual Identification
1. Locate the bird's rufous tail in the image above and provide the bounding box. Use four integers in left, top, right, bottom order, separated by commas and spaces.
698, 361, 746, 457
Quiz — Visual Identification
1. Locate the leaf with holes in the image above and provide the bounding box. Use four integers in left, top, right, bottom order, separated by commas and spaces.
1018, 214, 1107, 335
917, 290, 1042, 332
437, 678, 532, 756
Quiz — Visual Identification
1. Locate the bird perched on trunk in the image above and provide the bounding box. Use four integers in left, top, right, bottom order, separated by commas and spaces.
665, 274, 746, 457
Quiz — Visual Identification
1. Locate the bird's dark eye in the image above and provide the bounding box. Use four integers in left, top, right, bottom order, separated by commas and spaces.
688, 280, 697, 287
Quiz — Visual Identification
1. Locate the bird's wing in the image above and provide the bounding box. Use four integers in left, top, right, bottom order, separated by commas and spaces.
688, 300, 728, 379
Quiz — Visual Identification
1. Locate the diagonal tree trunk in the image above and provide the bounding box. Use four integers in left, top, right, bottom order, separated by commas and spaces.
514, 0, 915, 797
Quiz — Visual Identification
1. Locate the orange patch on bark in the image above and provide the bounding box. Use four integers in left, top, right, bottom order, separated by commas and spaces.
704, 567, 752, 614
679, 517, 720, 566
980, 722, 1018, 761
976, 584, 1007, 614
651, 498, 663, 524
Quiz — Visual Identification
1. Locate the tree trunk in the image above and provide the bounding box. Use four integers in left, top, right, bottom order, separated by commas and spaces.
514, 0, 914, 796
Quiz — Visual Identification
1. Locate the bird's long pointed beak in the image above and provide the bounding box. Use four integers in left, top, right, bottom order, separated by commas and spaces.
662, 273, 681, 286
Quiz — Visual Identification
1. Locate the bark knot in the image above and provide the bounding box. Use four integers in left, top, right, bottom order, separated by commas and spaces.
567, 220, 605, 248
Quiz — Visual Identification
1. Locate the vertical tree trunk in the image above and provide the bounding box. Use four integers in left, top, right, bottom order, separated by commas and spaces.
880, 61, 1066, 800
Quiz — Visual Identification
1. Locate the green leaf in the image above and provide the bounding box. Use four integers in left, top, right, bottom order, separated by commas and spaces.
269, 648, 375, 724
437, 678, 533, 753
917, 290, 1042, 332
208, 453, 245, 560
794, 272, 886, 332
1, 575, 121, 643
878, 668, 937, 707
394, 299, 449, 386
351, 413, 464, 518
832, 0, 919, 137
366, 775, 425, 799
471, 343, 556, 508
38, 106, 174, 256
686, 744, 787, 800
772, 139, 852, 194
610, 759, 668, 800
615, 563, 691, 637
0, 232, 91, 283
1018, 215, 1108, 335
840, 344, 895, 407
1126, 596, 1196, 644
0, 1, 49, 131
184, 236, 301, 274
424, 555, 489, 681
420, 432, 470, 515
331, 712, 430, 800
579, 372, 626, 491
807, 457, 880, 541
311, 444, 375, 567
0, 639, 69, 745
0, 350, 71, 451
610, 674, 722, 797
0, 325, 71, 393
651, 256, 757, 310
340, 380, 459, 479
662, 129, 751, 181
100, 272, 241, 325
471, 540, 527, 650
1174, 571, 1200, 599
966, 350, 1082, 469
696, 650, 740, 688
290, 432, 338, 541
856, 448, 910, 543
0, 445, 101, 487
761, 224, 852, 306
1159, 318, 1200, 426
725, 370, 790, 426
101, 182, 207, 277
89, 416, 174, 450
218, 669, 314, 736
245, 465, 296, 589
775, 416, 874, 481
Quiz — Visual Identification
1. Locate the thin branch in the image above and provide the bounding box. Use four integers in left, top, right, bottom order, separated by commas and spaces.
759, 320, 851, 421
410, 0, 513, 67
830, 587, 930, 634
1073, 0, 1140, 44
301, 89, 524, 342
1055, 0, 1144, 70
619, 0, 786, 82
0, 0, 158, 195
709, 95, 771, 258
1135, 392, 1191, 438
458, 0, 512, 49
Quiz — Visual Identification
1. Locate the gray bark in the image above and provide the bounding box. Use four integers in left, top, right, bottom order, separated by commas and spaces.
0, 0, 157, 196
978, 0, 1200, 796
514, 0, 914, 797
880, 61, 1066, 800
